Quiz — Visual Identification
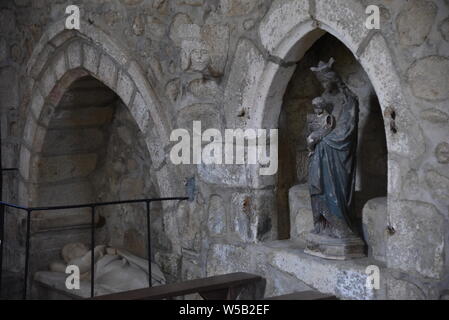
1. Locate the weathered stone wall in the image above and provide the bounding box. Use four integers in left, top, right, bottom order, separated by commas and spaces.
0, 0, 448, 299
91, 96, 163, 262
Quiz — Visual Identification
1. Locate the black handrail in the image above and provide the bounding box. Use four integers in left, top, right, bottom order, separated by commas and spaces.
0, 196, 188, 299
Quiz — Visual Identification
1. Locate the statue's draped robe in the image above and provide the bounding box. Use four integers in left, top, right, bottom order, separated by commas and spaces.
308, 87, 358, 235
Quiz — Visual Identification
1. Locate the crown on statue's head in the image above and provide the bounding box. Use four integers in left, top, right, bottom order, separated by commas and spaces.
310, 58, 338, 82
310, 57, 334, 72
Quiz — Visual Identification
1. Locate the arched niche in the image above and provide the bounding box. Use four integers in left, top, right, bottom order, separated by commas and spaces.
277, 33, 388, 243
30, 76, 164, 270
223, 0, 426, 276
15, 22, 184, 280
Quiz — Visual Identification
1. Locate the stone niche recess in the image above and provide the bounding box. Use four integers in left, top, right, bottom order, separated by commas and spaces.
278, 34, 388, 261
31, 76, 162, 274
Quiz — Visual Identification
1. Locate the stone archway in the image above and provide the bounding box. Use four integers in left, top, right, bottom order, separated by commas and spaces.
19, 19, 182, 207
223, 0, 436, 281
15, 20, 186, 282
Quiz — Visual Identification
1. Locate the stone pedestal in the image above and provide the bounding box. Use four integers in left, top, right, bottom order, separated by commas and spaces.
304, 233, 366, 260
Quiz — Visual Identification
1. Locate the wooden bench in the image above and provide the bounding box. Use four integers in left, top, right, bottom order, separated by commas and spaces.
265, 291, 337, 300
90, 272, 266, 300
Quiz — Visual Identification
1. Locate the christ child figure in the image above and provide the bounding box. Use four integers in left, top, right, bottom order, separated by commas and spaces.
307, 97, 335, 156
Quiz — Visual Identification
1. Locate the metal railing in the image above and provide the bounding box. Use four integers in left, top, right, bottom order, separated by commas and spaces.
0, 167, 18, 299
0, 195, 189, 299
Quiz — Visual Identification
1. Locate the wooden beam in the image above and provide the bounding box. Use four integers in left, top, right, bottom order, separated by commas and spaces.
90, 272, 264, 300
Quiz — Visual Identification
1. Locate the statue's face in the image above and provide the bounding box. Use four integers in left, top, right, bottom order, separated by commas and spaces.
313, 105, 324, 115
321, 79, 333, 90
190, 45, 210, 71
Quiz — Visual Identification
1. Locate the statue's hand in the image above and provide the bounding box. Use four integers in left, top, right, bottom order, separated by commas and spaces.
307, 136, 320, 151
307, 136, 314, 148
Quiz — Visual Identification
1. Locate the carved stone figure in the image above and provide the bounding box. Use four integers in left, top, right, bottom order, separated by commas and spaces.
181, 39, 211, 73
307, 97, 335, 157
304, 58, 365, 260
35, 242, 166, 297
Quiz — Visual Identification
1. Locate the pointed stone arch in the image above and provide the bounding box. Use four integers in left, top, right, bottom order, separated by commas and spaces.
18, 19, 183, 209
223, 0, 433, 279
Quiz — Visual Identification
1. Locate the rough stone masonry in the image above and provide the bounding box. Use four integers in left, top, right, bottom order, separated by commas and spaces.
0, 0, 448, 300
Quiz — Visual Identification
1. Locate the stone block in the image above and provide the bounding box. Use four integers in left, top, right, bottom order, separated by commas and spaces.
53, 49, 68, 80
224, 39, 265, 129
420, 109, 449, 125
408, 56, 449, 101
116, 70, 135, 105
50, 106, 114, 128
198, 163, 248, 187
37, 181, 94, 206
396, 0, 437, 46
82, 44, 99, 75
0, 67, 19, 108
98, 54, 117, 89
425, 169, 449, 202
175, 201, 203, 252
387, 200, 445, 279
19, 146, 31, 181
219, 0, 256, 16
29, 42, 54, 80
42, 128, 104, 155
37, 153, 98, 183
23, 115, 38, 147
289, 184, 312, 241
130, 92, 151, 133
38, 66, 57, 98
362, 197, 387, 263
207, 195, 226, 236
33, 209, 95, 231
67, 41, 82, 70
